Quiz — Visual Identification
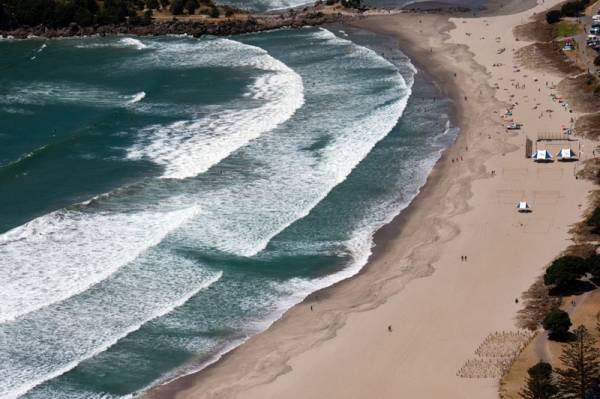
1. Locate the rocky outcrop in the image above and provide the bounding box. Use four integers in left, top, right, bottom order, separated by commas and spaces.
0, 13, 353, 39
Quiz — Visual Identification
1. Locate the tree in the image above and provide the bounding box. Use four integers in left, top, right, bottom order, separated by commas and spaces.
556, 325, 600, 398
544, 256, 587, 293
561, 1, 585, 17
542, 309, 572, 338
184, 0, 198, 14
519, 361, 559, 399
169, 0, 185, 14
586, 252, 600, 279
146, 0, 159, 8
160, 0, 170, 9
595, 56, 600, 67
545, 10, 562, 24
209, 6, 219, 17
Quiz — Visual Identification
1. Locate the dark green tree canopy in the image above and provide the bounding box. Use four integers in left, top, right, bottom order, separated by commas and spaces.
560, 0, 586, 17
519, 361, 559, 399
557, 325, 600, 398
545, 10, 562, 24
544, 256, 587, 293
542, 309, 572, 338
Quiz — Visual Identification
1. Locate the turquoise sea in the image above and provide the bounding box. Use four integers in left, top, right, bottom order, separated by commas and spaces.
0, 25, 457, 398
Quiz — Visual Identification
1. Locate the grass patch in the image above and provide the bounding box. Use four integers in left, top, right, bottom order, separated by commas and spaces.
499, 338, 540, 399
557, 21, 583, 38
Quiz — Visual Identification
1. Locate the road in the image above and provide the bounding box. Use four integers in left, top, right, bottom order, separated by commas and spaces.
533, 275, 595, 363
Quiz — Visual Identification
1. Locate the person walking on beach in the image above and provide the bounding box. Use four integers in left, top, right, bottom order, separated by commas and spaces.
388, 325, 392, 332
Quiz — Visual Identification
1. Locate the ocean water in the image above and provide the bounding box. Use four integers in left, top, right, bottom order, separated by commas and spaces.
0, 27, 457, 398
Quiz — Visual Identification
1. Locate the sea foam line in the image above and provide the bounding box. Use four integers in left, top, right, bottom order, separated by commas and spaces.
126, 38, 304, 179
0, 205, 201, 324
1, 271, 222, 399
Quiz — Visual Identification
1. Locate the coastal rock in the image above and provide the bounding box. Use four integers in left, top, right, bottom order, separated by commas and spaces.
0, 12, 351, 39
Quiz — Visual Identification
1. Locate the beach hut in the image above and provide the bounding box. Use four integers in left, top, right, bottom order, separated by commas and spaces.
516, 202, 531, 210
556, 148, 578, 159
532, 150, 552, 160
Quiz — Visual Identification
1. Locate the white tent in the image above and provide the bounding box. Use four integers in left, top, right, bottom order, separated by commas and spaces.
532, 150, 552, 160
556, 148, 577, 158
516, 202, 531, 210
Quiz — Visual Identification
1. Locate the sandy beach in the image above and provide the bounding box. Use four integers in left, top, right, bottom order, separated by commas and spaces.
145, 1, 599, 398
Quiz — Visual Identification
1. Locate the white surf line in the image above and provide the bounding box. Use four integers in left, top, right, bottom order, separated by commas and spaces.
0, 205, 201, 324
1, 272, 222, 399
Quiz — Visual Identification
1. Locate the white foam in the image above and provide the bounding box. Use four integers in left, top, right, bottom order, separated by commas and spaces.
128, 91, 146, 104
127, 38, 304, 179
37, 44, 47, 52
0, 204, 201, 323
171, 29, 412, 257
118, 37, 147, 50
76, 37, 148, 50
0, 83, 143, 108
0, 254, 221, 399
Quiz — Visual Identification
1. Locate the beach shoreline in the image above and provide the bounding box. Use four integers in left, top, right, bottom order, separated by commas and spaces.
143, 0, 599, 397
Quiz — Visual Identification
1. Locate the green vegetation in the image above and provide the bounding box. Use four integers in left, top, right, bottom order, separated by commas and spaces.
557, 21, 582, 37
542, 309, 572, 339
519, 361, 559, 399
546, 10, 562, 24
340, 0, 360, 7
169, 0, 185, 14
561, 1, 585, 17
3, 0, 158, 27
556, 325, 600, 398
543, 256, 587, 293
595, 56, 600, 67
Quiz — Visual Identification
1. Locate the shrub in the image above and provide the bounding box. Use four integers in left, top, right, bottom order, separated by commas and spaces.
543, 309, 572, 337
595, 85, 600, 95
146, 0, 159, 9
160, 0, 170, 9
546, 10, 563, 24
169, 0, 185, 14
325, 0, 336, 4
544, 255, 587, 293
209, 6, 219, 17
184, 0, 198, 14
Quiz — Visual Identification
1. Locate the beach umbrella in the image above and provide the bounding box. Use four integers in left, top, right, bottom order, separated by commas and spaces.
556, 148, 577, 158
532, 150, 552, 159
516, 202, 531, 210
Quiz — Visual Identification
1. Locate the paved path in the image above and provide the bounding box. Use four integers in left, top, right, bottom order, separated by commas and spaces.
533, 275, 594, 364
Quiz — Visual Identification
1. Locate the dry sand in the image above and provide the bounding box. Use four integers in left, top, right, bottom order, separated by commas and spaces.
145, 1, 599, 398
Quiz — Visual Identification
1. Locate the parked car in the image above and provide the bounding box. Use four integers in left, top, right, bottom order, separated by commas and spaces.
591, 25, 600, 35
507, 124, 521, 130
